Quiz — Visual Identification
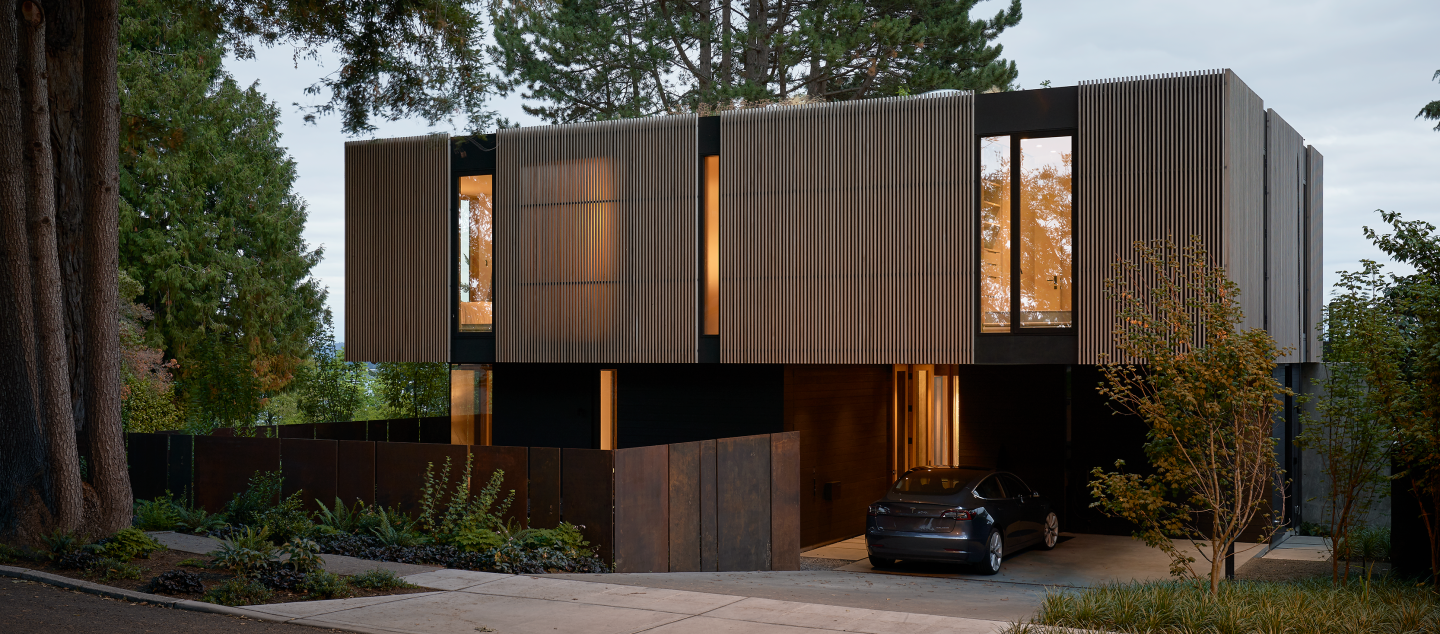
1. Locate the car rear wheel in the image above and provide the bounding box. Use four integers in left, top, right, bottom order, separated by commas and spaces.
977, 529, 1003, 575
869, 556, 896, 568
1039, 512, 1060, 550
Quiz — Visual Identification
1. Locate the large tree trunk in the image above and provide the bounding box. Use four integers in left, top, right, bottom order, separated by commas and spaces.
21, 0, 84, 533
81, 0, 128, 533
0, 0, 49, 542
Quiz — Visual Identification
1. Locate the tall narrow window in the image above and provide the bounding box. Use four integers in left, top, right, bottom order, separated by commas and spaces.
458, 175, 493, 332
449, 365, 492, 445
703, 156, 720, 335
979, 137, 1011, 333
1019, 137, 1073, 328
599, 369, 618, 450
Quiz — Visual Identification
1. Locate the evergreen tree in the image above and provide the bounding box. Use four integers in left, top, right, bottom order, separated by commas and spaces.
1421, 70, 1440, 131
118, 0, 326, 432
491, 0, 1023, 123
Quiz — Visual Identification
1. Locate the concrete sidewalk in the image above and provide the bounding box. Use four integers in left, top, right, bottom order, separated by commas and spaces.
245, 569, 1013, 634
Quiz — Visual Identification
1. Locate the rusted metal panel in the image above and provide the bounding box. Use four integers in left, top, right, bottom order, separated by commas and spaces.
495, 116, 698, 363
667, 441, 702, 572
1304, 147, 1324, 362
344, 134, 450, 362
699, 439, 718, 571
278, 424, 316, 439
336, 441, 376, 506
280, 439, 338, 512
194, 436, 280, 513
614, 445, 669, 573
126, 433, 168, 502
388, 420, 421, 444
770, 431, 801, 571
471, 445, 529, 527
719, 92, 975, 364
562, 448, 615, 565
1266, 109, 1305, 363
716, 435, 771, 571
313, 421, 367, 441
167, 433, 194, 505
529, 447, 562, 529
374, 442, 468, 517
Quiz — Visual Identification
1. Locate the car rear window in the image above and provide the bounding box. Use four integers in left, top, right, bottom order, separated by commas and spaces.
892, 469, 984, 495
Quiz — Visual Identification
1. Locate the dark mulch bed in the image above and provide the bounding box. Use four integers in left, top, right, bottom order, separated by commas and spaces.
26, 548, 429, 605
1235, 557, 1393, 582
800, 556, 856, 571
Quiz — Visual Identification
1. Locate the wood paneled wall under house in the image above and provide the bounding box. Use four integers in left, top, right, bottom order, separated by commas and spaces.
1304, 147, 1324, 362
495, 116, 698, 363
720, 93, 975, 364
1076, 70, 1266, 364
344, 135, 451, 362
1266, 110, 1307, 363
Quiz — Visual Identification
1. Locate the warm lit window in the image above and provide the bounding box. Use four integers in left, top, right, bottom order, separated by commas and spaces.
458, 175, 493, 332
979, 134, 1073, 333
599, 369, 617, 450
703, 156, 719, 335
449, 364, 492, 445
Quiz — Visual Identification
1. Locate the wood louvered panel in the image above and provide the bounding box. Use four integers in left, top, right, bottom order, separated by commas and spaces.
1266, 109, 1305, 363
344, 135, 450, 362
1076, 71, 1235, 364
720, 93, 974, 364
496, 116, 697, 363
1225, 72, 1267, 334
1304, 146, 1324, 362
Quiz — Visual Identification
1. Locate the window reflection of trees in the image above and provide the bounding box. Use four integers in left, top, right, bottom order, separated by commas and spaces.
459, 175, 494, 331
1019, 141, 1072, 328
979, 137, 1011, 331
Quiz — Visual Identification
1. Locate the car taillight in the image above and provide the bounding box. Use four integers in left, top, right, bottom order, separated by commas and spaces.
867, 503, 890, 516
940, 508, 974, 520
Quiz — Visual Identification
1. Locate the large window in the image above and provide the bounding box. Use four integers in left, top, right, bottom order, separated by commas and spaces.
979, 134, 1073, 333
458, 175, 494, 332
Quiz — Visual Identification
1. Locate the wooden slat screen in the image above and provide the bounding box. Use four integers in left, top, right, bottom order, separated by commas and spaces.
1304, 146, 1324, 362
496, 116, 697, 363
344, 134, 451, 362
1266, 109, 1306, 363
719, 93, 974, 364
1076, 70, 1267, 364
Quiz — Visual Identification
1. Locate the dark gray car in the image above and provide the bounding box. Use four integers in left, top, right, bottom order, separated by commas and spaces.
864, 466, 1059, 574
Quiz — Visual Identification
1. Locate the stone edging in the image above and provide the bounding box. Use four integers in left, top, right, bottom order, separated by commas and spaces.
0, 564, 291, 624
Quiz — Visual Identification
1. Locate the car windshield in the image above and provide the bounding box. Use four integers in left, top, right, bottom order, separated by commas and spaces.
892, 469, 986, 496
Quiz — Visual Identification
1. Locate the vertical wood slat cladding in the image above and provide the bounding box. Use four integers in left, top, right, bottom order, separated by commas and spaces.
344, 135, 450, 362
720, 93, 974, 364
1266, 110, 1305, 363
1077, 70, 1265, 363
496, 116, 698, 363
1304, 147, 1325, 362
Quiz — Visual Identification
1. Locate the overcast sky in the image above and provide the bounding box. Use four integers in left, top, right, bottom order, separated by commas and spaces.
224, 0, 1440, 334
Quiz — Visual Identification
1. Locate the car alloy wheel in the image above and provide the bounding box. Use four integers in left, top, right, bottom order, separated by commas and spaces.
979, 529, 1003, 575
1040, 512, 1060, 550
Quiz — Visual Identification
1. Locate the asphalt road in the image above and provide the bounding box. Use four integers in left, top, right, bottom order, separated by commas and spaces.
0, 578, 344, 634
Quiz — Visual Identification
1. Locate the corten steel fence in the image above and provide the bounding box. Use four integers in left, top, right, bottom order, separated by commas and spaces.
125, 430, 800, 572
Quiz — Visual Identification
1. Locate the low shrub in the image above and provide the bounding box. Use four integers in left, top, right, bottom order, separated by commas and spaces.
0, 543, 21, 564
174, 505, 227, 535
278, 537, 324, 573
315, 498, 382, 535
210, 525, 278, 577
133, 493, 181, 530
94, 527, 165, 560
302, 571, 353, 599
203, 577, 273, 606
148, 569, 205, 595
256, 568, 308, 592
177, 557, 208, 568
92, 557, 142, 582
56, 551, 101, 571
348, 569, 417, 591
369, 508, 422, 547
41, 530, 87, 561
224, 470, 313, 542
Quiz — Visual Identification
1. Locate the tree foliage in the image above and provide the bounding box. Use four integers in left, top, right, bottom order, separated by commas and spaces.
293, 315, 370, 424
118, 270, 184, 432
491, 0, 1023, 123
1088, 237, 1286, 596
1420, 70, 1440, 132
374, 363, 450, 419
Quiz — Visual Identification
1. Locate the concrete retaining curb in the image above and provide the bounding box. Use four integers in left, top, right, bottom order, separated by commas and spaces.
0, 564, 294, 625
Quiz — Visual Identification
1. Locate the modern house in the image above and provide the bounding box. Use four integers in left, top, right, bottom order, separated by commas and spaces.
344, 68, 1323, 549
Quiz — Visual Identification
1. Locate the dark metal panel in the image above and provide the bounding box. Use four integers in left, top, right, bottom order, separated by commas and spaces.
388, 420, 421, 444
278, 424, 316, 439
699, 439, 718, 571
974, 335, 1078, 365
313, 421, 368, 441
344, 134, 450, 362
667, 441, 702, 571
374, 442, 468, 517
614, 444, 669, 572
562, 448, 615, 564
529, 447, 562, 528
716, 435, 771, 571
194, 436, 279, 513
167, 433, 194, 505
126, 433, 168, 502
367, 421, 388, 442
336, 441, 376, 506
419, 417, 451, 444
281, 438, 338, 512
471, 445, 529, 527
976, 87, 1078, 135
770, 431, 801, 571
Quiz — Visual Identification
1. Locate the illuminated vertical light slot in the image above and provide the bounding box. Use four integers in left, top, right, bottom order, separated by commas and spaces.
599, 369, 618, 450
450, 365, 494, 445
703, 156, 720, 335
458, 175, 494, 332
951, 375, 959, 466
1019, 136, 1073, 328
932, 374, 945, 466
980, 137, 1011, 333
